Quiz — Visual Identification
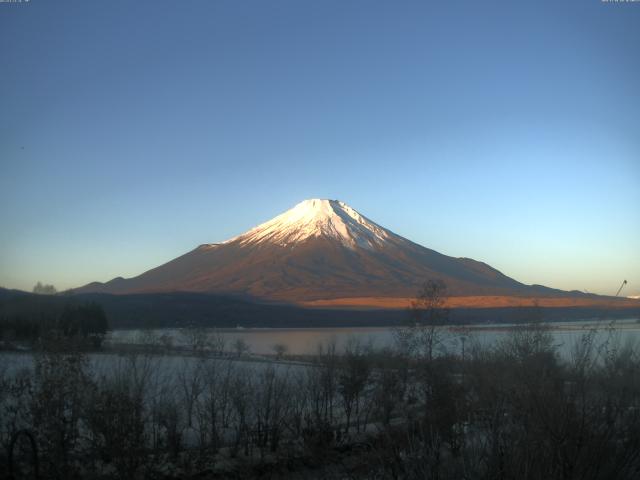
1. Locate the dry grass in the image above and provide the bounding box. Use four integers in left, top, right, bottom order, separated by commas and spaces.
299, 295, 640, 309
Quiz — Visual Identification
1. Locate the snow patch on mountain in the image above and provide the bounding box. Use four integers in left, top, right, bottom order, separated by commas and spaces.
225, 199, 395, 250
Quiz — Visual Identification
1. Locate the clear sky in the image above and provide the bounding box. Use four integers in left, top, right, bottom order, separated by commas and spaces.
1, 0, 638, 296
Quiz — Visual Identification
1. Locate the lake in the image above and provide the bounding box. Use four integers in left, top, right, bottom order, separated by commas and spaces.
106, 317, 640, 358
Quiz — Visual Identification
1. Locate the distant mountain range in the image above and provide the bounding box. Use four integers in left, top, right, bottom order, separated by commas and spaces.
74, 199, 624, 308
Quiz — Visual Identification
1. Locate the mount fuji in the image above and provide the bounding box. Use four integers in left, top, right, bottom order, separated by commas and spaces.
77, 199, 583, 305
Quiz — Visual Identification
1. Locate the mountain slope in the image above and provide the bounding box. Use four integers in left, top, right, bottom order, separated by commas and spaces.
76, 199, 577, 301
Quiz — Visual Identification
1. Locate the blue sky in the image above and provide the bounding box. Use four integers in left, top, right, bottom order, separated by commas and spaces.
1, 0, 638, 296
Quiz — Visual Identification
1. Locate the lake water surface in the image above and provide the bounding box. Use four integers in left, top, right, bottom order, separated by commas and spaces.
107, 317, 640, 358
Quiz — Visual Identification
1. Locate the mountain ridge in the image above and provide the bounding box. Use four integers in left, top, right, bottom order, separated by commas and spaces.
75, 199, 599, 303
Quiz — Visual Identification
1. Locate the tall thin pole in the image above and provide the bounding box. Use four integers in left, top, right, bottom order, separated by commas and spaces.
615, 280, 627, 297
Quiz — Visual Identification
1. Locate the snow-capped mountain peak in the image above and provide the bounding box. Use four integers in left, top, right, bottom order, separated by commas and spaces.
76, 198, 563, 302
225, 199, 394, 249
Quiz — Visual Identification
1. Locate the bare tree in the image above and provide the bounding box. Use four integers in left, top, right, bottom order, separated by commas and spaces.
33, 282, 57, 295
180, 327, 208, 355
86, 373, 147, 479
195, 358, 235, 454
0, 366, 34, 474
497, 305, 555, 364
208, 329, 226, 356
155, 396, 183, 461
177, 358, 205, 429
307, 339, 339, 426
395, 279, 449, 361
285, 370, 309, 439
338, 337, 372, 433
31, 344, 92, 478
373, 356, 405, 426
228, 369, 252, 457
272, 343, 288, 360
253, 365, 291, 456
232, 338, 250, 358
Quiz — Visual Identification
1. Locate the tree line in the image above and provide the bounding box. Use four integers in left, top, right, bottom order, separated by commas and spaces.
0, 302, 109, 349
